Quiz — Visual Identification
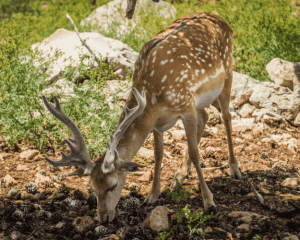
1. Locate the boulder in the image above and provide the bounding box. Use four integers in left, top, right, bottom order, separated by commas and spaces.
20, 150, 39, 160
80, 0, 176, 37
31, 28, 139, 82
266, 58, 300, 94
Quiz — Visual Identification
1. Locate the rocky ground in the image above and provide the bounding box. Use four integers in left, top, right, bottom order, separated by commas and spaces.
0, 118, 300, 240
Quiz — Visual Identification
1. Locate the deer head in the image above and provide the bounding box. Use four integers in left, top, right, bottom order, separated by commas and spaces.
42, 87, 147, 222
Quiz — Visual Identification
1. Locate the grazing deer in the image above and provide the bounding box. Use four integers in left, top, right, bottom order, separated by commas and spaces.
42, 12, 241, 223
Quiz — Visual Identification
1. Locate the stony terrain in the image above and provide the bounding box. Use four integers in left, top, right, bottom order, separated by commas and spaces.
0, 117, 300, 240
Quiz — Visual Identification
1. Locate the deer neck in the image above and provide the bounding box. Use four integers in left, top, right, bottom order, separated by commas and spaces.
115, 97, 157, 162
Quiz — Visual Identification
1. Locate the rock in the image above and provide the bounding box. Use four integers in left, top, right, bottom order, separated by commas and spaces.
266, 58, 300, 94
239, 103, 255, 118
252, 123, 264, 135
80, 0, 176, 37
281, 178, 300, 189
241, 216, 252, 223
144, 206, 170, 232
42, 78, 76, 97
4, 174, 17, 186
294, 112, 300, 126
231, 72, 255, 107
228, 211, 263, 219
31, 28, 139, 82
138, 170, 152, 182
287, 138, 298, 154
231, 118, 255, 132
171, 130, 186, 140
56, 222, 64, 229
206, 105, 220, 126
35, 173, 51, 187
204, 226, 213, 233
20, 150, 39, 160
16, 164, 29, 171
281, 232, 299, 240
237, 223, 250, 232
138, 147, 154, 159
232, 71, 300, 124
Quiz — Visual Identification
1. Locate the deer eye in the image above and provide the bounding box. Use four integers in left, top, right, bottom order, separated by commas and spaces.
106, 183, 118, 192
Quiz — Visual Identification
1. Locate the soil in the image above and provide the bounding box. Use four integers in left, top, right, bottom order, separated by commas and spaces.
0, 120, 300, 240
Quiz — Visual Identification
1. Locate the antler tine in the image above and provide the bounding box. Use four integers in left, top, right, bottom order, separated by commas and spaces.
102, 88, 146, 173
42, 96, 95, 174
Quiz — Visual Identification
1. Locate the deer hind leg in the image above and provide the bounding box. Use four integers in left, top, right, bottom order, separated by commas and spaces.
171, 109, 208, 188
181, 109, 216, 211
143, 129, 164, 205
217, 76, 241, 180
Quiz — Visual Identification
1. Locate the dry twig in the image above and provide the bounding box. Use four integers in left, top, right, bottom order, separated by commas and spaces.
66, 13, 100, 67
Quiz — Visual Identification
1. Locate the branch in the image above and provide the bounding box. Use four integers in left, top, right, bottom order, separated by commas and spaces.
126, 0, 137, 19
203, 163, 229, 170
66, 13, 100, 67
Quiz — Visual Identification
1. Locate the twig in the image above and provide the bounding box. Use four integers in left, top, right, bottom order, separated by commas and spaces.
26, 226, 37, 239
203, 163, 229, 170
66, 13, 100, 67
246, 174, 265, 205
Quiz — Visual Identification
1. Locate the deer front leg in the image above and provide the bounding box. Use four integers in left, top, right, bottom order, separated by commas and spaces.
143, 130, 164, 206
182, 110, 216, 212
171, 109, 208, 187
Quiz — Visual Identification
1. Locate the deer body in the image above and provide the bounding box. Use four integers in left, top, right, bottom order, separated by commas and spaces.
43, 12, 241, 223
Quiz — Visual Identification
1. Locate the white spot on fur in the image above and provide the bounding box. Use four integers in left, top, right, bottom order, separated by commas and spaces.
161, 75, 167, 83
152, 56, 156, 63
170, 59, 174, 62
201, 69, 205, 74
152, 51, 157, 56
150, 70, 154, 76
161, 60, 168, 65
186, 63, 191, 69
209, 64, 212, 67
170, 69, 174, 74
195, 69, 200, 76
180, 55, 188, 59
167, 50, 171, 54
151, 93, 156, 105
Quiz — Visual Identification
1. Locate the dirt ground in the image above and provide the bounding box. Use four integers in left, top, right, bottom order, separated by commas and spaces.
0, 119, 300, 240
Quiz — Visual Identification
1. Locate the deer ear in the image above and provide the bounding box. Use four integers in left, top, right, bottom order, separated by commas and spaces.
115, 160, 146, 172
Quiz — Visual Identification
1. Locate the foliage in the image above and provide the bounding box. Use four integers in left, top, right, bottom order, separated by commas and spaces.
163, 180, 213, 239
182, 205, 213, 239
253, 235, 260, 240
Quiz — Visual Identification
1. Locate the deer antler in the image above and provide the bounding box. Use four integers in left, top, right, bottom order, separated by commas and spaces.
42, 96, 95, 176
102, 88, 146, 174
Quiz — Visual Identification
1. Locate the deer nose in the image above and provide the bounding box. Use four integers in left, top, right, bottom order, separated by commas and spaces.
98, 211, 115, 223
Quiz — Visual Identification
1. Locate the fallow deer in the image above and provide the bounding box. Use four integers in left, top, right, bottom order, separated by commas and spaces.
42, 12, 241, 223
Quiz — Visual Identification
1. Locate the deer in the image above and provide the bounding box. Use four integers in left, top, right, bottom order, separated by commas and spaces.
42, 12, 242, 223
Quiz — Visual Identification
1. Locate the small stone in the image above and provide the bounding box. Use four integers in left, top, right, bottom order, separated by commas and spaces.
171, 130, 186, 140
16, 164, 29, 171
56, 222, 64, 229
237, 223, 250, 232
144, 206, 170, 232
4, 174, 17, 186
20, 150, 39, 160
241, 216, 252, 223
138, 170, 152, 182
281, 178, 300, 189
204, 226, 213, 233
138, 147, 154, 159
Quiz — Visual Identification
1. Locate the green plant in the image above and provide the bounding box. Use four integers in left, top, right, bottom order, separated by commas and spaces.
182, 205, 213, 239
165, 179, 193, 224
253, 235, 260, 240
159, 228, 173, 240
